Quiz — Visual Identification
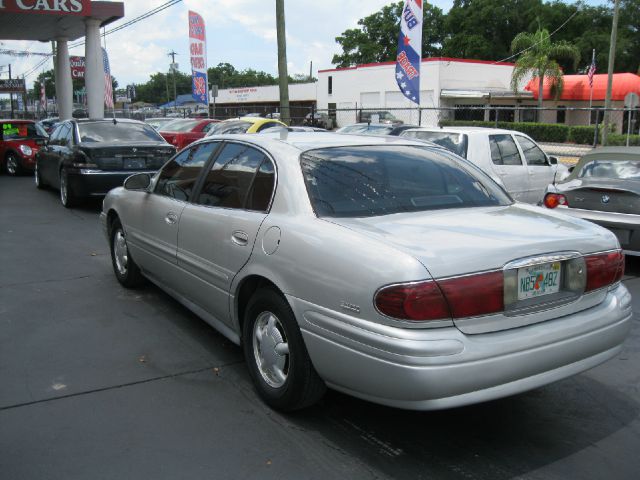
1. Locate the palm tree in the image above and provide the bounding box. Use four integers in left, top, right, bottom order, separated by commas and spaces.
510, 28, 580, 121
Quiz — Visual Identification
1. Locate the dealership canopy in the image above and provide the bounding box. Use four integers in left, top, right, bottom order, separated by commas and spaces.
525, 73, 640, 101
0, 0, 124, 119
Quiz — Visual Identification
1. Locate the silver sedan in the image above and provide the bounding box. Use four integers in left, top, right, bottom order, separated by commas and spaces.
100, 132, 632, 411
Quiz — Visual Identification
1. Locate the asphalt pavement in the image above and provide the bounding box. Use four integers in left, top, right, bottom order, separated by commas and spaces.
1, 175, 639, 480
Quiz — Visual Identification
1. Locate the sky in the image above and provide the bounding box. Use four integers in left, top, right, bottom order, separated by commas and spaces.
0, 0, 610, 90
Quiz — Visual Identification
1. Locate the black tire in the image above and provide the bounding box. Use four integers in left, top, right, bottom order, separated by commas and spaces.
110, 218, 145, 288
34, 161, 46, 189
5, 152, 22, 176
243, 288, 326, 411
59, 168, 79, 208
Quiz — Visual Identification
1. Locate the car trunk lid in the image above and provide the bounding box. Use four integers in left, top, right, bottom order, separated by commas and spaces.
82, 143, 175, 170
562, 180, 640, 215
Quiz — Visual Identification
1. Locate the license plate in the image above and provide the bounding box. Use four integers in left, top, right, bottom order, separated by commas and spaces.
124, 158, 145, 169
517, 262, 561, 300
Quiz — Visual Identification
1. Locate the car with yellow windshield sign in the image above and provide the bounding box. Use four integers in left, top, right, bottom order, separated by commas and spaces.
1, 119, 48, 176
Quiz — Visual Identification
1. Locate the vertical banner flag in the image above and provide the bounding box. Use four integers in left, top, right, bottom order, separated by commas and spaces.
395, 0, 423, 105
102, 48, 114, 108
40, 82, 46, 112
189, 11, 209, 105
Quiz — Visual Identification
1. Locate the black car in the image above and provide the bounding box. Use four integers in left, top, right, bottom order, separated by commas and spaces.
35, 118, 176, 207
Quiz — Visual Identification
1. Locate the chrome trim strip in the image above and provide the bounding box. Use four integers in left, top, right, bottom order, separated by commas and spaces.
503, 251, 581, 270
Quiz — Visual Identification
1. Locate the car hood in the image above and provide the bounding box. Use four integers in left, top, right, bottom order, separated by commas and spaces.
328, 203, 618, 279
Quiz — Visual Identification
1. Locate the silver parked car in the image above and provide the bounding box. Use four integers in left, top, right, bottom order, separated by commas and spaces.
543, 147, 640, 255
100, 133, 631, 411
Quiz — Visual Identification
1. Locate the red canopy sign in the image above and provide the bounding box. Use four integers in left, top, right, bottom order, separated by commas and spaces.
0, 0, 91, 16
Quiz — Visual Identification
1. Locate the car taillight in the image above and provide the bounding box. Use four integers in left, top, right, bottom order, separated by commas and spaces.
544, 193, 568, 208
375, 281, 450, 321
585, 250, 625, 292
438, 271, 504, 318
374, 271, 504, 321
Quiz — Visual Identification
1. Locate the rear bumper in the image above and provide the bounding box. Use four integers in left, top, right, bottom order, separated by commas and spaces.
67, 169, 157, 197
291, 284, 632, 410
556, 206, 640, 255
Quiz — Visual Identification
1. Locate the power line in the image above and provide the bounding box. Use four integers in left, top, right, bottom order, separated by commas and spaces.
493, 8, 580, 64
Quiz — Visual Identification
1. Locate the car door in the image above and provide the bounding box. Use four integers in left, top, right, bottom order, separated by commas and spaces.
126, 144, 212, 285
48, 122, 74, 189
514, 134, 555, 203
488, 134, 530, 202
176, 141, 276, 326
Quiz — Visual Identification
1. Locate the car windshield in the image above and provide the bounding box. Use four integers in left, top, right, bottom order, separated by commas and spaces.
401, 131, 468, 158
146, 118, 175, 129
2, 122, 47, 139
578, 159, 640, 180
78, 122, 164, 143
301, 145, 511, 218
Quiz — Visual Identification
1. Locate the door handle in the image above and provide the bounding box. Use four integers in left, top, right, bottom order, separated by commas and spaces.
165, 212, 178, 225
231, 230, 249, 246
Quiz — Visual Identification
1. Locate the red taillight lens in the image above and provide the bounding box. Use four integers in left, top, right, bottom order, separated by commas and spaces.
543, 193, 568, 209
585, 250, 625, 292
438, 271, 504, 318
375, 281, 451, 321
375, 271, 504, 321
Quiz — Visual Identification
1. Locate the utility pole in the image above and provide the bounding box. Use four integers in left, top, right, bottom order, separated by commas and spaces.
602, 0, 620, 146
276, 0, 290, 125
168, 50, 178, 111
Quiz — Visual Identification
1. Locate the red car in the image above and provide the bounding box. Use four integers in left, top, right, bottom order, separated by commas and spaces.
159, 118, 220, 151
1, 119, 48, 176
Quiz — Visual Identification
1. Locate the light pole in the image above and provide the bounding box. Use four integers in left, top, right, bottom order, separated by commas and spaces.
602, 0, 620, 146
168, 50, 178, 112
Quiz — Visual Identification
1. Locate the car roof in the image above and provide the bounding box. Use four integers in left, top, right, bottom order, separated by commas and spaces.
582, 146, 640, 157
0, 119, 35, 124
72, 118, 146, 125
204, 131, 433, 153
404, 126, 519, 135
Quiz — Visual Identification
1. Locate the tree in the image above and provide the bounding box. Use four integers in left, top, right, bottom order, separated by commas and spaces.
332, 2, 444, 67
510, 28, 580, 119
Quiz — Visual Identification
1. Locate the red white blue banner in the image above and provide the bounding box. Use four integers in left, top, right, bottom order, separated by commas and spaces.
189, 10, 209, 106
396, 0, 423, 105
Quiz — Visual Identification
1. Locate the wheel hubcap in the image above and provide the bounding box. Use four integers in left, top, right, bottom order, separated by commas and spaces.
7, 156, 17, 174
113, 229, 129, 276
60, 171, 67, 204
253, 311, 290, 388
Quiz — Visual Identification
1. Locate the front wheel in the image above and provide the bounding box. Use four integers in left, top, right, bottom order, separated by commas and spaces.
35, 162, 46, 189
5, 153, 21, 176
110, 218, 145, 288
243, 288, 326, 411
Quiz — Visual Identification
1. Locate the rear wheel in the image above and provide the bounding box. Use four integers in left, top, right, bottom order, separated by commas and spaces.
110, 218, 145, 288
5, 153, 21, 176
243, 288, 326, 411
59, 168, 78, 208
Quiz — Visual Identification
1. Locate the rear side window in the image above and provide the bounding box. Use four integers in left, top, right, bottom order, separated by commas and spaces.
489, 135, 522, 166
515, 135, 547, 166
403, 131, 468, 158
197, 143, 273, 210
155, 142, 218, 201
301, 145, 511, 218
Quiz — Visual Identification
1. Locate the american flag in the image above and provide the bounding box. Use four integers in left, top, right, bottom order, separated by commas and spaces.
587, 55, 596, 88
102, 48, 114, 109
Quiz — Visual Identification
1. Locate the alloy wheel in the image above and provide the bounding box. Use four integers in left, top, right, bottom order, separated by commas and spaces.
252, 311, 290, 388
113, 229, 129, 276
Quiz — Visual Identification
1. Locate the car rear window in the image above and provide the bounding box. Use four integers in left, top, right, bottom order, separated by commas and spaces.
1, 122, 47, 140
301, 145, 511, 218
578, 159, 640, 180
402, 131, 468, 158
77, 122, 164, 143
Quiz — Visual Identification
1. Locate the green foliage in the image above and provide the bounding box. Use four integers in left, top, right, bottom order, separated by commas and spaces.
606, 133, 640, 146
134, 71, 192, 105
332, 0, 640, 74
567, 125, 596, 144
332, 2, 445, 67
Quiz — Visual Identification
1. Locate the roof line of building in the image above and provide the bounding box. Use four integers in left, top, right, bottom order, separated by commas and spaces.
318, 57, 516, 74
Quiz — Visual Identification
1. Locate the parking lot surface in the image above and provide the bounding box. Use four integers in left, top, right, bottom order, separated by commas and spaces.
1, 175, 639, 480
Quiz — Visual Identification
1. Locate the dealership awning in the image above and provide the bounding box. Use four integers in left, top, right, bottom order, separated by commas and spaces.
525, 73, 640, 101
440, 89, 533, 100
0, 2, 123, 41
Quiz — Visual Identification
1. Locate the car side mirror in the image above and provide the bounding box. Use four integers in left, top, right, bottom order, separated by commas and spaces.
124, 173, 151, 191
568, 166, 575, 173
548, 156, 558, 165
